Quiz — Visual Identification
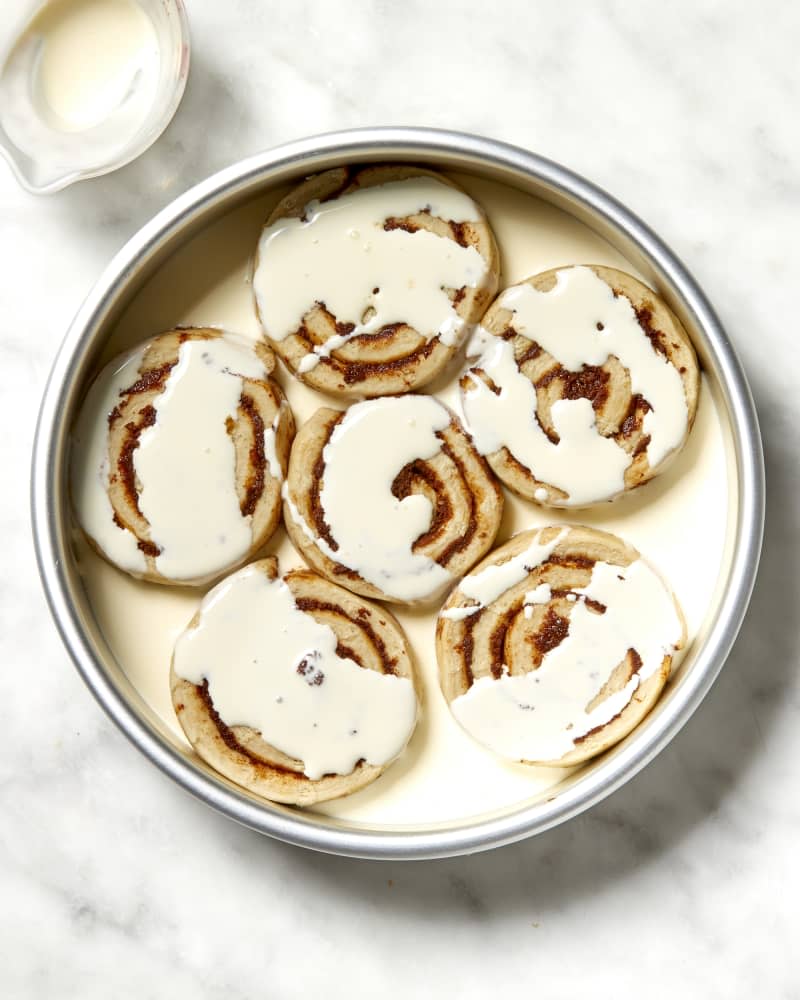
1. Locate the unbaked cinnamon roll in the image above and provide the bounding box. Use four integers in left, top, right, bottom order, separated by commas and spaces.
283, 394, 503, 605
461, 265, 700, 507
253, 165, 499, 397
171, 557, 419, 806
436, 525, 686, 766
71, 328, 294, 586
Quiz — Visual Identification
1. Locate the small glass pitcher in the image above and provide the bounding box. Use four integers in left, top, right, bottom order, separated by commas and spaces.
0, 0, 190, 194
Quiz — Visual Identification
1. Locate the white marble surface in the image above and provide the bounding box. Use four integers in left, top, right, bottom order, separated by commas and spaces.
1, 1, 797, 995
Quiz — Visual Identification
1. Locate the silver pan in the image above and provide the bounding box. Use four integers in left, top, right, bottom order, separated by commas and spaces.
31, 128, 765, 859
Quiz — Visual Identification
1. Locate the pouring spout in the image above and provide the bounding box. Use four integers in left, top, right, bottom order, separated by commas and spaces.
0, 0, 190, 196
0, 129, 83, 193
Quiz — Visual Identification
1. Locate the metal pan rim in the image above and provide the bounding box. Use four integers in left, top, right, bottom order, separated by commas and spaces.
31, 127, 765, 860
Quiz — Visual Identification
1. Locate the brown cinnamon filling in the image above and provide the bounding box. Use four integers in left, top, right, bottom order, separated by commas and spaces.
331, 564, 360, 580
296, 656, 325, 686
543, 554, 596, 571
237, 393, 268, 517
449, 221, 469, 248
474, 601, 573, 683
551, 589, 607, 614
435, 439, 480, 566
560, 366, 610, 410
339, 337, 438, 385
634, 304, 669, 358
535, 411, 560, 445
488, 607, 517, 679
294, 307, 448, 385
537, 363, 610, 413
335, 641, 361, 665
294, 597, 398, 675
462, 368, 500, 396
117, 404, 157, 524
347, 322, 405, 347
308, 415, 343, 551
456, 607, 482, 687
518, 341, 543, 365
121, 361, 175, 401
383, 218, 420, 235
534, 607, 570, 655
197, 679, 298, 776
574, 649, 643, 745
620, 394, 651, 437
504, 449, 538, 484
391, 459, 450, 552
296, 302, 443, 384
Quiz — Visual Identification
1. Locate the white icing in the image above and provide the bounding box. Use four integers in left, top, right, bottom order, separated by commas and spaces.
524, 583, 552, 605
523, 583, 552, 619
253, 177, 489, 369
461, 266, 689, 506
0, 0, 161, 185
134, 337, 266, 582
72, 334, 280, 583
438, 603, 482, 623
463, 338, 629, 506
71, 345, 148, 573
173, 564, 417, 780
263, 408, 283, 480
465, 323, 493, 357
451, 558, 684, 761
440, 529, 566, 620
286, 396, 454, 603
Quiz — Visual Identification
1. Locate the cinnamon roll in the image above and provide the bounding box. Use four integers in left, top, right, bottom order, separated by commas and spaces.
283, 394, 503, 605
71, 328, 295, 586
171, 557, 418, 806
436, 525, 686, 766
461, 265, 700, 507
253, 165, 499, 397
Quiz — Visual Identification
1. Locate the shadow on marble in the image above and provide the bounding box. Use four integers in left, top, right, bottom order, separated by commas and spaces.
51, 49, 259, 239
214, 372, 789, 919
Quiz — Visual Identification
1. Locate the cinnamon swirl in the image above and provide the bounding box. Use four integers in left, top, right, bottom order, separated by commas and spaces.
71, 328, 295, 586
171, 557, 418, 806
253, 165, 499, 397
436, 525, 686, 766
283, 394, 503, 605
461, 265, 700, 507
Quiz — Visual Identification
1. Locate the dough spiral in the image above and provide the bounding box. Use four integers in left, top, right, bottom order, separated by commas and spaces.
171, 557, 418, 806
283, 394, 503, 605
436, 525, 686, 766
461, 265, 700, 507
253, 164, 499, 397
71, 328, 294, 586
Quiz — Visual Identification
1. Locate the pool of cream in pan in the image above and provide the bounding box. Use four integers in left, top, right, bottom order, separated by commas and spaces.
72, 172, 735, 828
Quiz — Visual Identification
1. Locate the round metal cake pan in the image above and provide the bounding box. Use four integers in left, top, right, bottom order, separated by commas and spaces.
31, 128, 765, 860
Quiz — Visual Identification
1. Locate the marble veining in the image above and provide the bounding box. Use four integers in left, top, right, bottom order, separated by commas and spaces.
1, 1, 797, 996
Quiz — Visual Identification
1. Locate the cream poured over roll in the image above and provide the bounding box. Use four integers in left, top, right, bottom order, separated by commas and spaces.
171, 557, 418, 806
436, 525, 686, 766
253, 165, 499, 397
461, 265, 700, 507
71, 328, 295, 586
283, 394, 503, 605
